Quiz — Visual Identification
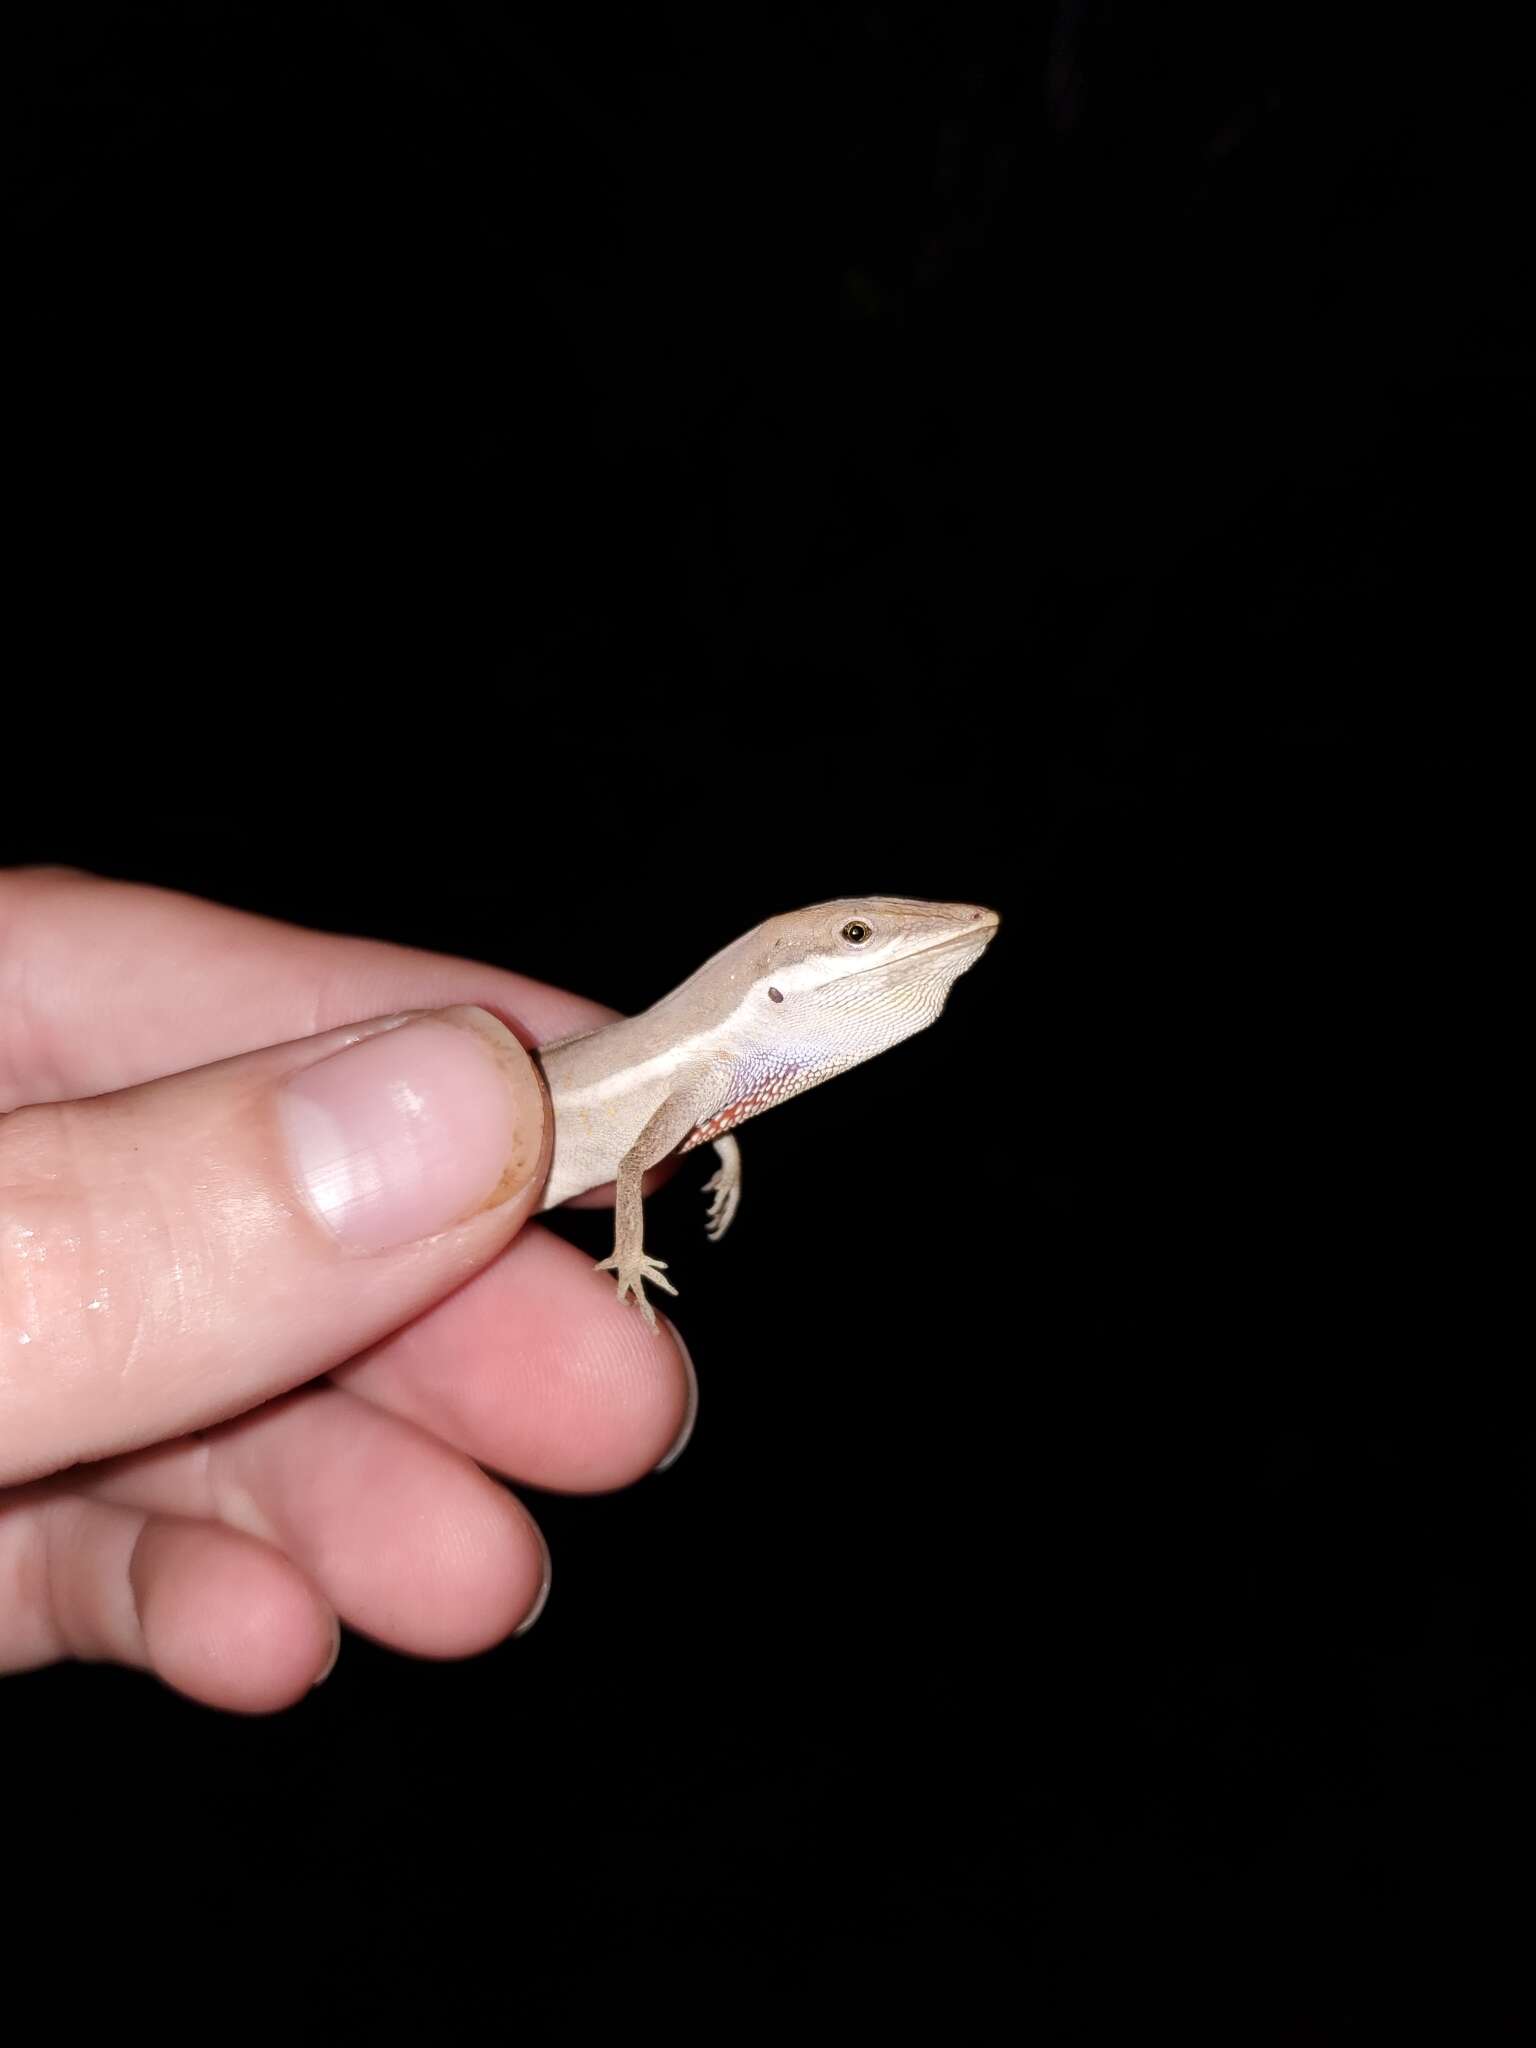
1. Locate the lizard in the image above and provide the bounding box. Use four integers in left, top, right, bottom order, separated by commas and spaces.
535, 896, 1000, 1327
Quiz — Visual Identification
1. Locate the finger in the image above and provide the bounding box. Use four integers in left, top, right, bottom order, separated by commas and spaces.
0, 865, 619, 1111
334, 1224, 698, 1490
74, 1378, 550, 1656
0, 1006, 549, 1485
0, 1488, 336, 1711
70, 1229, 696, 1532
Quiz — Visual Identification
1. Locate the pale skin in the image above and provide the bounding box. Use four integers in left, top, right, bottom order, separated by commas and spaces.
0, 868, 696, 1713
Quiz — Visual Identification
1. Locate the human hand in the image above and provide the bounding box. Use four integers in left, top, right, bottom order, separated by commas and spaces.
0, 869, 695, 1710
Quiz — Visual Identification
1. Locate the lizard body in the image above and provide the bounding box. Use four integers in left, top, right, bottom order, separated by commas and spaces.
536, 896, 999, 1326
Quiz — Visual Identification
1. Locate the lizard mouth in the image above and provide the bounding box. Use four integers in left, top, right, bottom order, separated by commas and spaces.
900, 920, 1000, 965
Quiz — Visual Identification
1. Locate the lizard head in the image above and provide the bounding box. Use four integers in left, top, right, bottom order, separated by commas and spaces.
745, 896, 1000, 1051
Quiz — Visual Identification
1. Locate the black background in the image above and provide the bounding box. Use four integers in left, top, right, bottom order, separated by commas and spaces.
5, 5, 1527, 2034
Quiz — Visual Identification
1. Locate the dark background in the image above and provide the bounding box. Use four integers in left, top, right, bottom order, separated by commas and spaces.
5, 4, 1527, 2034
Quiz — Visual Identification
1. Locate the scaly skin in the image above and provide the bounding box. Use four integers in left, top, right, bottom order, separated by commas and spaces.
536, 898, 1000, 1328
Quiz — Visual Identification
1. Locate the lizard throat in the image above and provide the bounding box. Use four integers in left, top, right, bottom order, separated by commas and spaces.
678, 1060, 817, 1151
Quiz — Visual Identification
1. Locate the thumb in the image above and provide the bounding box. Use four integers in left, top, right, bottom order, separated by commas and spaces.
0, 1006, 549, 1484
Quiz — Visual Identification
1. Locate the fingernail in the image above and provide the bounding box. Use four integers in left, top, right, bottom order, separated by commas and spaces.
513, 1533, 552, 1638
313, 1618, 341, 1687
653, 1316, 698, 1472
280, 1006, 545, 1252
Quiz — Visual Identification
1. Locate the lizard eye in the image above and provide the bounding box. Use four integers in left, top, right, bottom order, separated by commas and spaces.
841, 920, 872, 945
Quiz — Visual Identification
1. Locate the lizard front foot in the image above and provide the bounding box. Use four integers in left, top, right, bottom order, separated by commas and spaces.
595, 1251, 678, 1330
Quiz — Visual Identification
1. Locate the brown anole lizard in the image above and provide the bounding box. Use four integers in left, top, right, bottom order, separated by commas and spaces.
536, 897, 999, 1326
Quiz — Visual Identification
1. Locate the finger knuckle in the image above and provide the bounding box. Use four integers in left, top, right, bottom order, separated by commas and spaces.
1, 1100, 161, 1422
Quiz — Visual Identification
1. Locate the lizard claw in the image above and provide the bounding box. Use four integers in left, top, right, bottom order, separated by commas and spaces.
701, 1163, 742, 1242
595, 1251, 678, 1329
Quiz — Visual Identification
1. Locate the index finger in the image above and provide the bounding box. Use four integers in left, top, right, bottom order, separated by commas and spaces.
0, 866, 618, 1111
